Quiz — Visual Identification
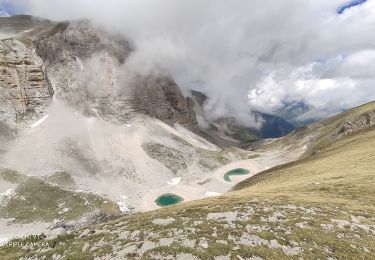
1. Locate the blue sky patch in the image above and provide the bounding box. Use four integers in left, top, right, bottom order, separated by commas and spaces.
0, 1, 23, 16
337, 0, 367, 14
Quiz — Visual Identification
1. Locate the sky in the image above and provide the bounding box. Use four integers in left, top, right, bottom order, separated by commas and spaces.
0, 0, 23, 16
337, 0, 367, 14
1, 0, 375, 125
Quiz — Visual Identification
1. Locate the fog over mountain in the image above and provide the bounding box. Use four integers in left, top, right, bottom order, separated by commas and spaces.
5, 0, 375, 126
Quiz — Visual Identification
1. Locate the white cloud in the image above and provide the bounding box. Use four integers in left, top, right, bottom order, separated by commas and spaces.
10, 0, 375, 124
0, 10, 9, 17
338, 50, 375, 78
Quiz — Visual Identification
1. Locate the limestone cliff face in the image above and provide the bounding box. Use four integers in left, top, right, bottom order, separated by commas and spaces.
133, 76, 198, 128
0, 16, 198, 131
0, 39, 53, 126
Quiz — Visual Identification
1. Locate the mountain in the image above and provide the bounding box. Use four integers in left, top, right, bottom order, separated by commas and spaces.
1, 15, 375, 259
274, 100, 315, 127
2, 100, 375, 259
0, 15, 257, 240
253, 111, 295, 138
191, 90, 295, 146
0, 15, 198, 131
258, 100, 375, 157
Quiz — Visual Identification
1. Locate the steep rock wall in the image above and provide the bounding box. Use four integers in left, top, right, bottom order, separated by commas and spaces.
0, 39, 53, 126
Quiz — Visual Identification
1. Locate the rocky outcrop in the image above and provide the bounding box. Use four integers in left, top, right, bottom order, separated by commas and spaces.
334, 109, 375, 138
0, 39, 53, 126
34, 20, 130, 107
133, 77, 198, 129
0, 15, 53, 35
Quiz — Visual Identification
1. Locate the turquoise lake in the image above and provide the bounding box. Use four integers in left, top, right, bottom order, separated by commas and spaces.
224, 168, 250, 182
155, 193, 184, 207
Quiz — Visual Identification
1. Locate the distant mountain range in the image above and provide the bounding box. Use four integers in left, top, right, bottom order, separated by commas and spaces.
191, 90, 295, 146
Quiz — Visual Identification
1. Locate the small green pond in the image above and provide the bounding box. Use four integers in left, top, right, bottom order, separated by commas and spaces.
155, 193, 184, 207
224, 168, 250, 182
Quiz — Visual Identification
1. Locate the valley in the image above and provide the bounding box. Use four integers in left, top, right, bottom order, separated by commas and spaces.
1, 101, 375, 259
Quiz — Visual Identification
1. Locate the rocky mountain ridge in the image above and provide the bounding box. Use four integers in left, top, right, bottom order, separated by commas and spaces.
258, 100, 375, 158
0, 37, 53, 127
0, 15, 198, 132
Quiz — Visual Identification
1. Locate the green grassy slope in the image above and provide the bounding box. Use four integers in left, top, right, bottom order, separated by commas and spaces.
0, 170, 119, 223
